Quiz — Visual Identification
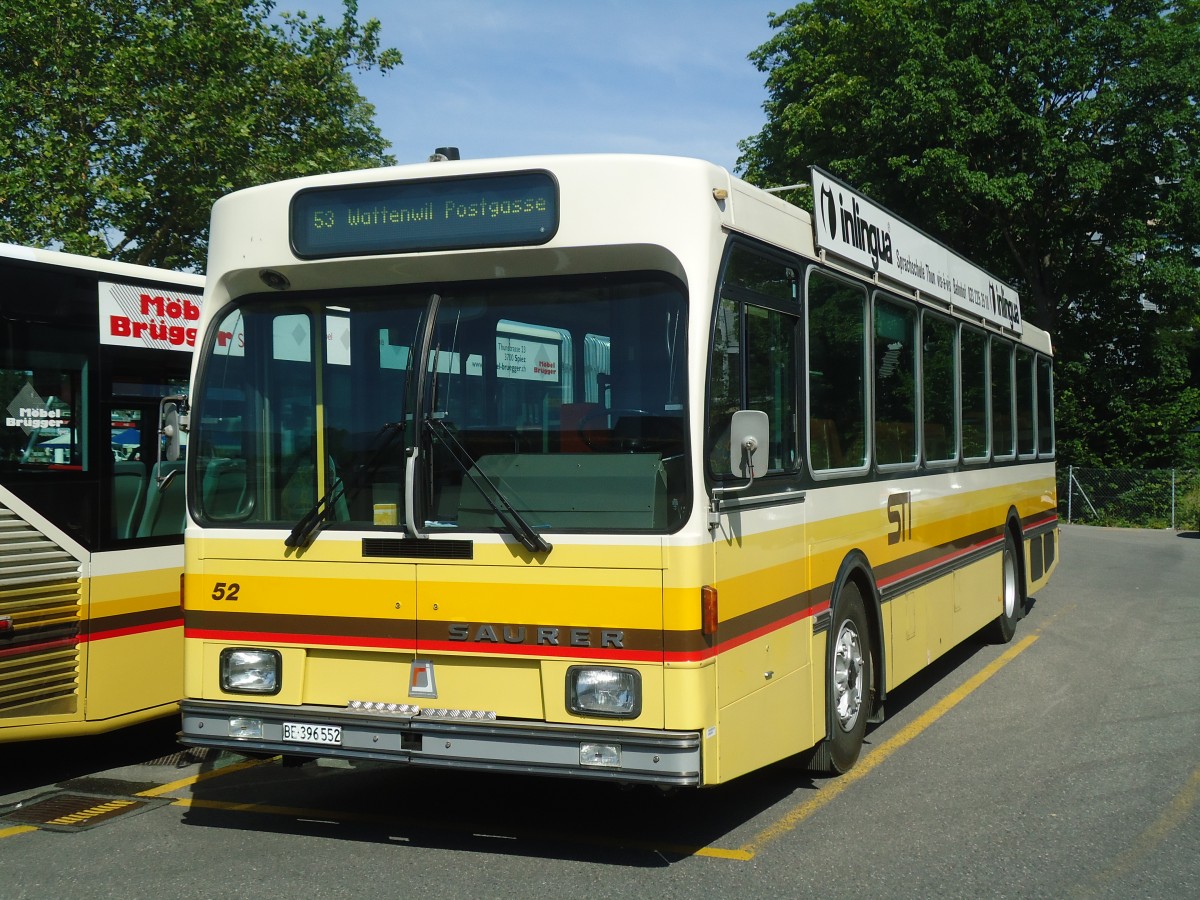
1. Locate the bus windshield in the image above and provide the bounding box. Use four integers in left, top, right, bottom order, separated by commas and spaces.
192, 273, 690, 536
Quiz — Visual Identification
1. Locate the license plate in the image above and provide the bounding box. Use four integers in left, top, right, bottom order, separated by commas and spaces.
282, 722, 342, 746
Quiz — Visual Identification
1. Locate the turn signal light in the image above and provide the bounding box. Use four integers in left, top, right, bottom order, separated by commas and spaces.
701, 585, 718, 637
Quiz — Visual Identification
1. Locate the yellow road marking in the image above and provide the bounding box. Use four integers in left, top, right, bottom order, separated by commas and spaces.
690, 845, 756, 860
1077, 764, 1200, 893
739, 633, 1040, 858
46, 798, 136, 826
0, 755, 275, 841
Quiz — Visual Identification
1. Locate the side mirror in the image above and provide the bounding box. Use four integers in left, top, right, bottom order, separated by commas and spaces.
729, 409, 769, 479
158, 395, 189, 469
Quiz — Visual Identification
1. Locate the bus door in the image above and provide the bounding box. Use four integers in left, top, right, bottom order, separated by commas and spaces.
706, 253, 815, 778
190, 303, 421, 677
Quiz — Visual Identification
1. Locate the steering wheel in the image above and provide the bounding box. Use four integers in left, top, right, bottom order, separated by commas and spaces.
577, 408, 651, 452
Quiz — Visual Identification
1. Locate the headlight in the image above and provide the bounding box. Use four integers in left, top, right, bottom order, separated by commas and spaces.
566, 666, 640, 718
220, 648, 281, 694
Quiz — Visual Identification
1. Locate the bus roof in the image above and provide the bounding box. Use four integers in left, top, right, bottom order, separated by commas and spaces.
0, 242, 205, 289
205, 153, 1051, 353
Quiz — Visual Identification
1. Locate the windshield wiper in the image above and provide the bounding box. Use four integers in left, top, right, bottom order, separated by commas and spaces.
425, 416, 552, 555
285, 420, 407, 548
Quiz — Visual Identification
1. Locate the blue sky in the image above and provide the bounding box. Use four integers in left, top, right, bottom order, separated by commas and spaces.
289, 1, 781, 172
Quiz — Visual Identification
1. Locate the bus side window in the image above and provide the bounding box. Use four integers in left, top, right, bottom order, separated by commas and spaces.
873, 294, 917, 468
991, 338, 1015, 459
808, 270, 868, 472
1, 362, 86, 470
1016, 348, 1036, 456
922, 313, 958, 464
961, 327, 989, 461
1037, 355, 1055, 456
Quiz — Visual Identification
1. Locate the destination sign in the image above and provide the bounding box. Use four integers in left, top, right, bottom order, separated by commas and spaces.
291, 171, 558, 258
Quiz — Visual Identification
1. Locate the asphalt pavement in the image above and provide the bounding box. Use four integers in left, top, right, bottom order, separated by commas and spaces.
2, 524, 1197, 898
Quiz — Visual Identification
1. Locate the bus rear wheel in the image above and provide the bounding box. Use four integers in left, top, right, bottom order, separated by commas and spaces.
811, 581, 871, 775
987, 530, 1022, 644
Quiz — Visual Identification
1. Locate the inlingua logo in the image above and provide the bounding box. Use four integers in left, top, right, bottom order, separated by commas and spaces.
819, 182, 893, 270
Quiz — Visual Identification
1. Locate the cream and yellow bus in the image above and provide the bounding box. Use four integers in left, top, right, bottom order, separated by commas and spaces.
177, 156, 1057, 785
0, 242, 202, 741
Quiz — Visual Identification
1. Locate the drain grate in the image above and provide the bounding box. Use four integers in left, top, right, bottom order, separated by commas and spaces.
2, 792, 164, 832
143, 747, 216, 767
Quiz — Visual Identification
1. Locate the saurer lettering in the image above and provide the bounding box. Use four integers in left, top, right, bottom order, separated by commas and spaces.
447, 623, 624, 648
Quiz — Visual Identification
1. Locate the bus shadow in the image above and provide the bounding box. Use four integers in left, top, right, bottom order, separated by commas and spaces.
866, 599, 1040, 725
0, 716, 183, 799
179, 751, 819, 866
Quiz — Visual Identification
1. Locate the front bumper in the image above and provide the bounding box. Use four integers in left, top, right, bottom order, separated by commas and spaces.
180, 700, 703, 786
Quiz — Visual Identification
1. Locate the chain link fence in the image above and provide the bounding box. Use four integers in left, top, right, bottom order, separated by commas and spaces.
1058, 466, 1200, 531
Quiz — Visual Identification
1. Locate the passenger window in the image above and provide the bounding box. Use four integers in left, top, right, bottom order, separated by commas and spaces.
873, 295, 917, 467
723, 247, 797, 304
808, 271, 867, 471
1016, 348, 1035, 456
921, 314, 957, 464
961, 327, 989, 461
991, 338, 1015, 459
0, 361, 86, 471
1037, 355, 1055, 456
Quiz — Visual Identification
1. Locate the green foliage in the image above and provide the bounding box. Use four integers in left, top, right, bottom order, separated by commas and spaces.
0, 0, 401, 269
1059, 467, 1200, 530
1180, 480, 1200, 533
740, 1, 1200, 468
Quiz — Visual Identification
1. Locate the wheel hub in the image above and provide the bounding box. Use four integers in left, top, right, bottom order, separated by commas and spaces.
833, 621, 864, 731
1003, 547, 1017, 617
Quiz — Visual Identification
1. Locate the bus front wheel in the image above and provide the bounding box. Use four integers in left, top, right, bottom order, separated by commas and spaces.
811, 581, 872, 775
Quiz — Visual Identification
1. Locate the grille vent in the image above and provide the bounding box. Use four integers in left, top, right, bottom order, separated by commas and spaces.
0, 506, 83, 716
361, 538, 473, 559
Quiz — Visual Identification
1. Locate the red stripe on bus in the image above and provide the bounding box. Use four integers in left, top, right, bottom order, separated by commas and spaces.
1023, 512, 1059, 532
185, 629, 417, 651
877, 533, 1005, 590
690, 599, 832, 662
186, 599, 832, 666
414, 640, 664, 662
85, 618, 183, 642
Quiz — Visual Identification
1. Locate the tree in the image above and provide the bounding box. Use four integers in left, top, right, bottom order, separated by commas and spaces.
0, 0, 401, 270
739, 0, 1200, 468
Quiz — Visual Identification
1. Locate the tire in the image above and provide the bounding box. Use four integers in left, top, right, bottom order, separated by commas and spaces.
811, 581, 872, 775
987, 530, 1022, 644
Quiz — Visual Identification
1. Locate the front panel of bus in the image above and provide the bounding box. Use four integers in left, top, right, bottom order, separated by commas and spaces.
180, 160, 738, 785
184, 279, 717, 778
